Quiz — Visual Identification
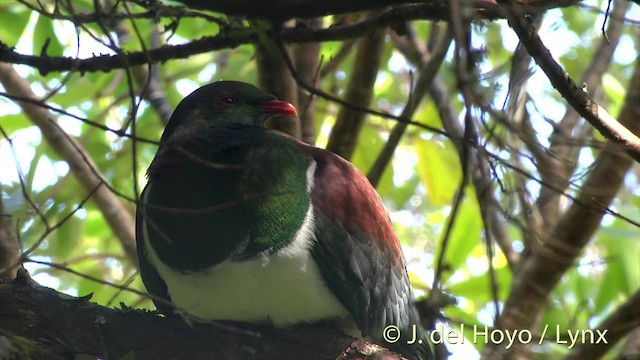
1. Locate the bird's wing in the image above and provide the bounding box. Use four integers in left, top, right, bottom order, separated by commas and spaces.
302, 146, 415, 333
303, 145, 433, 360
135, 185, 172, 312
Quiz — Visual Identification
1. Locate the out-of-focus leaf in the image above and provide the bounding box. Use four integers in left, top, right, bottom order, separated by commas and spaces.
1, 114, 32, 135
415, 100, 444, 133
351, 121, 394, 198
434, 192, 482, 275
602, 73, 625, 117
83, 208, 112, 246
76, 265, 105, 298
33, 15, 64, 57
53, 213, 84, 256
51, 73, 114, 106
414, 137, 461, 205
213, 46, 257, 84
446, 264, 513, 302
595, 228, 640, 312
594, 259, 623, 313
0, 7, 30, 46
541, 305, 570, 338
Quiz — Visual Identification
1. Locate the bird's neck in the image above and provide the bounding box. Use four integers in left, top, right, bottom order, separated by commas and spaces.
143, 127, 313, 272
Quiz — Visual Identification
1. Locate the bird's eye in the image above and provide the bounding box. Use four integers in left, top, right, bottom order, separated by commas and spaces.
220, 96, 236, 106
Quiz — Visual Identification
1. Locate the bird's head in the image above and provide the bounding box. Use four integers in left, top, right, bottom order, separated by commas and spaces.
160, 81, 297, 144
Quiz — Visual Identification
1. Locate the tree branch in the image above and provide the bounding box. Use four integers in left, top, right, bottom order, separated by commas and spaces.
0, 269, 364, 359
368, 23, 451, 187
539, 0, 630, 226
0, 180, 20, 280
326, 24, 385, 160
616, 327, 640, 360
173, 0, 579, 20
1, 0, 579, 76
498, 0, 640, 162
482, 55, 640, 360
292, 18, 323, 145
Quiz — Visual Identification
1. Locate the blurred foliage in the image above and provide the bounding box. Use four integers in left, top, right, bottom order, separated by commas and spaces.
1, 0, 639, 358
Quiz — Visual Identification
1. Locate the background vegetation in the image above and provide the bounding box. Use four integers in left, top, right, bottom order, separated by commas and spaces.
1, 0, 639, 359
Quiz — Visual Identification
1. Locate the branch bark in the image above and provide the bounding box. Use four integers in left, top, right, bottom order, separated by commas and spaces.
326, 27, 385, 160
0, 182, 20, 280
616, 327, 640, 360
0, 0, 578, 76
257, 40, 301, 138
173, 0, 578, 20
292, 18, 323, 145
0, 269, 411, 360
0, 269, 355, 359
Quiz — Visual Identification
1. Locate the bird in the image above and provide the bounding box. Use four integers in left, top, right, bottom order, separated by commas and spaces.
136, 80, 434, 360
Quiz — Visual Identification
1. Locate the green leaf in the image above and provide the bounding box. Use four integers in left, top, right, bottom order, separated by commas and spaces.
541, 306, 570, 338
595, 229, 640, 312
414, 137, 461, 205
51, 72, 113, 106
434, 192, 482, 275
0, 6, 30, 46
446, 265, 513, 302
351, 121, 394, 197
33, 15, 64, 57
416, 100, 444, 133
0, 114, 32, 134
53, 212, 84, 256
602, 73, 625, 116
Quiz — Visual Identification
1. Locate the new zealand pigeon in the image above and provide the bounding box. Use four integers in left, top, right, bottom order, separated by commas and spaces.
136, 81, 434, 360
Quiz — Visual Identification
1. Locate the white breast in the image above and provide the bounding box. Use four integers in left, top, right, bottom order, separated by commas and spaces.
142, 160, 353, 327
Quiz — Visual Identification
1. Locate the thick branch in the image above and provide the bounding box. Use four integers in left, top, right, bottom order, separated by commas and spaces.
0, 270, 360, 360
174, 0, 578, 20
257, 41, 301, 138
326, 29, 385, 160
1, 0, 578, 76
616, 327, 640, 360
0, 182, 20, 279
292, 18, 323, 145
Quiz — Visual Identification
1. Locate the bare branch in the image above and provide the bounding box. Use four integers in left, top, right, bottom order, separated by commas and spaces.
1, 0, 579, 75
368, 23, 452, 187
482, 55, 640, 360
326, 23, 386, 160
173, 0, 579, 20
540, 0, 631, 224
499, 0, 640, 162
0, 270, 359, 360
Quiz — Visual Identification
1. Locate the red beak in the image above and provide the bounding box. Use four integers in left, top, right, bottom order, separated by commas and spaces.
261, 99, 298, 116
